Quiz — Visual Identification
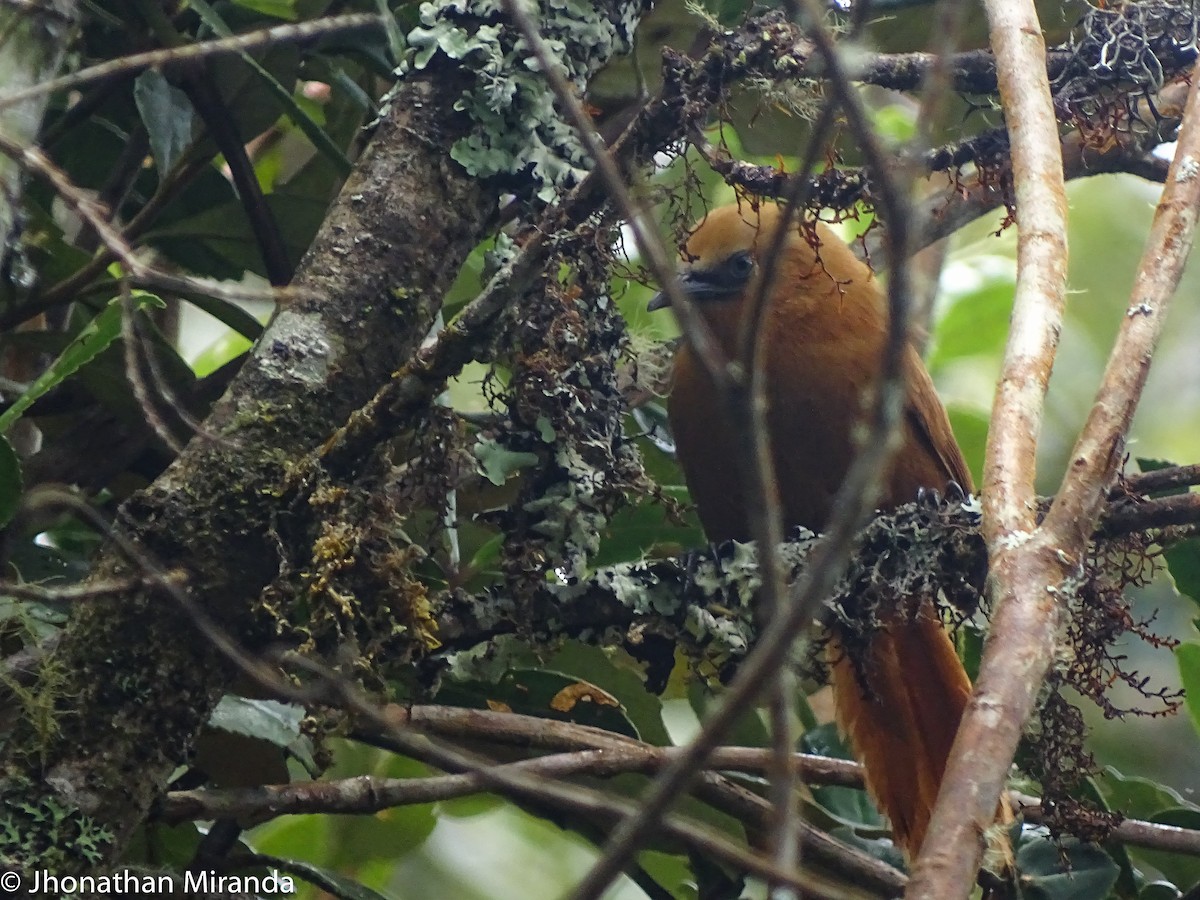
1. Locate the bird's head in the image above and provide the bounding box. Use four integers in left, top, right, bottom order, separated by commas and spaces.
646, 202, 835, 315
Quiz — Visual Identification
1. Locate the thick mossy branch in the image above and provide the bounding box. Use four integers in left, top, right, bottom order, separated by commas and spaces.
2, 0, 653, 875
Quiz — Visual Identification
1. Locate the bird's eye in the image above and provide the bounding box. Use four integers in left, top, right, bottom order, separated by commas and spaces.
727, 251, 754, 280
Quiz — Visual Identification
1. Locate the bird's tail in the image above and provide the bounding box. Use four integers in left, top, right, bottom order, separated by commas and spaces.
828, 608, 1012, 863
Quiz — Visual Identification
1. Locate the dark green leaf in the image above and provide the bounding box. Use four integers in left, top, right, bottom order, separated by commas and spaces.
548, 642, 671, 745
0, 437, 22, 527
1177, 644, 1200, 738
1139, 881, 1182, 899
229, 0, 298, 20
133, 70, 196, 180
1165, 540, 1200, 609
270, 858, 391, 899
801, 723, 885, 829
1096, 766, 1197, 818
1017, 833, 1120, 900
829, 826, 905, 870
194, 0, 351, 175
0, 292, 165, 434
444, 667, 642, 739
208, 695, 303, 747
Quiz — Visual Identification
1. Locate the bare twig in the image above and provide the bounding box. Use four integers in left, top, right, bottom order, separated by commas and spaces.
160, 746, 866, 822
0, 14, 382, 112
159, 742, 1200, 863
0, 575, 172, 604
317, 677, 886, 900
1102, 492, 1200, 537
120, 279, 186, 455
1121, 463, 1200, 496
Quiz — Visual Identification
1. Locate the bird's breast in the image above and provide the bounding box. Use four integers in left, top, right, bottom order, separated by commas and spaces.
668, 338, 876, 540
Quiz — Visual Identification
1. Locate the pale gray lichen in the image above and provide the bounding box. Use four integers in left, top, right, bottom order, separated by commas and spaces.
398, 0, 642, 202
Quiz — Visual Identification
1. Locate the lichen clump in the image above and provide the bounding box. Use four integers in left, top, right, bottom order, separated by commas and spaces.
402, 0, 641, 201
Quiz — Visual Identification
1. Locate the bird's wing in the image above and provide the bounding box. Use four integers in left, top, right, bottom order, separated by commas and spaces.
902, 346, 974, 493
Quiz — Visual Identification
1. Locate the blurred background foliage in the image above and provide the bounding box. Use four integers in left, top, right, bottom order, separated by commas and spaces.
3, 0, 1200, 897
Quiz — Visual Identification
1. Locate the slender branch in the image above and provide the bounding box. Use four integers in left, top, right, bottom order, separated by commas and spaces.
1045, 87, 1200, 542
1102, 490, 1200, 537
0, 14, 382, 112
159, 745, 1200, 863
0, 575, 178, 604
958, 0, 1067, 531
315, 675, 890, 900
160, 746, 867, 822
1121, 463, 1200, 496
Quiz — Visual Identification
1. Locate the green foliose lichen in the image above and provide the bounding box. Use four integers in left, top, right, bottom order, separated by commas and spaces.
399, 0, 641, 202
0, 780, 115, 872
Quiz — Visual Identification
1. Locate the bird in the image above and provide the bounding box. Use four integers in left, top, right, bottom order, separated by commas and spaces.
648, 199, 988, 862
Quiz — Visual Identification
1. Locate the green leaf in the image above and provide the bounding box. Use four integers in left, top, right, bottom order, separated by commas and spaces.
192, 0, 351, 175
1097, 766, 1197, 818
1017, 833, 1120, 900
1139, 882, 1182, 900
548, 641, 671, 746
273, 858, 391, 899
1136, 808, 1200, 892
229, 0, 298, 20
638, 850, 696, 900
946, 405, 989, 491
0, 437, 22, 527
1177, 644, 1200, 738
133, 69, 196, 180
1165, 540, 1200, 608
442, 667, 642, 740
0, 293, 165, 434
208, 695, 303, 747
829, 826, 905, 870
688, 681, 770, 750
182, 290, 265, 341
929, 275, 1016, 367
146, 194, 326, 278
801, 723, 884, 829
191, 331, 253, 379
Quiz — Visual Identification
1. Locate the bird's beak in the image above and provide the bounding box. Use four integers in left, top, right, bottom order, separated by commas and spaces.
647, 271, 718, 312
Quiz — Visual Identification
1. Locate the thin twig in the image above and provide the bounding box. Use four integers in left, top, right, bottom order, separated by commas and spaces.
120, 279, 186, 455
317, 675, 881, 900
158, 745, 858, 822
0, 14, 382, 112
1121, 463, 1200, 496
159, 745, 1200, 862
0, 575, 173, 604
